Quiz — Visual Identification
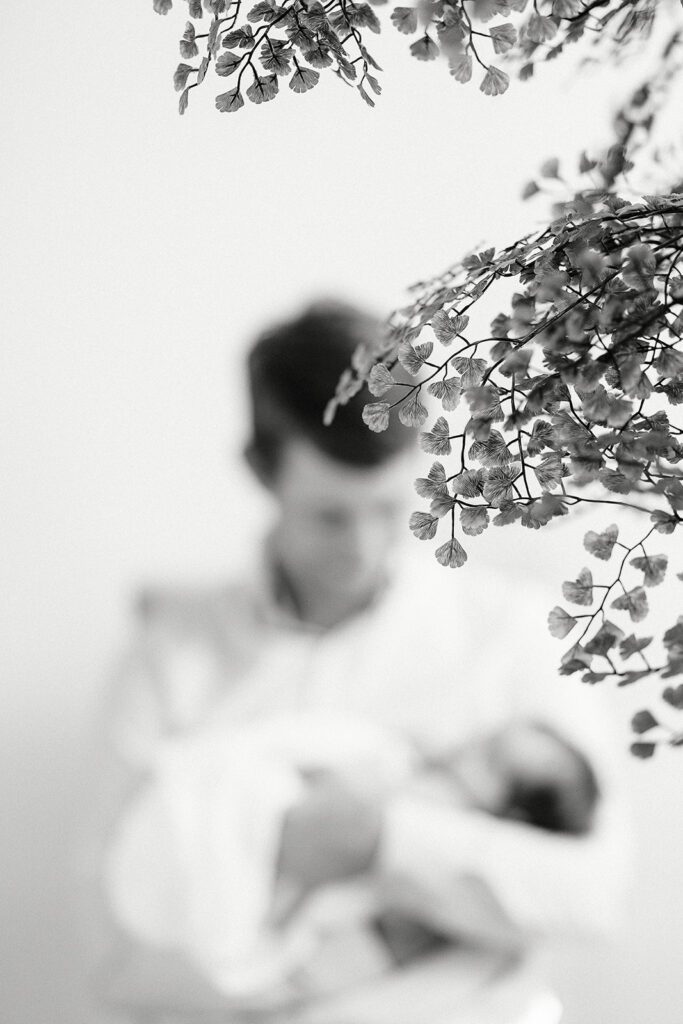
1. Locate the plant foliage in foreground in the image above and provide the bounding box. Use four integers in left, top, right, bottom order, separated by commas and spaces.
156, 0, 669, 114
327, 141, 683, 754
152, 1, 683, 753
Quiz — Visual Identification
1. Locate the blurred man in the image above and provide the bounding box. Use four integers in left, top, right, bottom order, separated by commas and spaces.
97, 300, 629, 1024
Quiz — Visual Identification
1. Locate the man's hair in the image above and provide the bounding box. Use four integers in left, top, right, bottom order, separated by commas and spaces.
245, 299, 414, 476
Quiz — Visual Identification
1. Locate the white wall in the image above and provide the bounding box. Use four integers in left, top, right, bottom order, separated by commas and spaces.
2, 3, 682, 1021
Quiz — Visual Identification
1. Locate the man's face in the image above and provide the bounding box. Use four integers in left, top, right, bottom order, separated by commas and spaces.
267, 438, 417, 600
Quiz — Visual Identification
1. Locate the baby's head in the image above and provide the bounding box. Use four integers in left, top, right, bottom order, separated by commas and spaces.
454, 720, 600, 835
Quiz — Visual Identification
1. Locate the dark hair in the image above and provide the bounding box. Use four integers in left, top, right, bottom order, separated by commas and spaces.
245, 299, 414, 477
507, 724, 600, 835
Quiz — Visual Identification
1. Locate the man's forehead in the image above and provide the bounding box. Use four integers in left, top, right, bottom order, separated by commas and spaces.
278, 437, 417, 494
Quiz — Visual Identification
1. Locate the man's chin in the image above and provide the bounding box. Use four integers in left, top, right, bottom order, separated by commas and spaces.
321, 569, 382, 599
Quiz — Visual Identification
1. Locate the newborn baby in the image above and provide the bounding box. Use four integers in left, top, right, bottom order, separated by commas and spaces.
427, 718, 599, 835
359, 720, 600, 971
107, 710, 599, 1006
258, 714, 600, 997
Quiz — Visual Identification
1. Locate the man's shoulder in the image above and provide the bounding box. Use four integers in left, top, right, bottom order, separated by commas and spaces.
135, 580, 239, 618
117, 576, 263, 734
132, 575, 258, 642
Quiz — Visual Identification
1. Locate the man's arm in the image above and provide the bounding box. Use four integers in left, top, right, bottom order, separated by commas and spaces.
378, 670, 632, 942
275, 780, 618, 948
277, 772, 384, 894
78, 593, 225, 1016
277, 774, 627, 945
377, 790, 629, 942
277, 704, 630, 944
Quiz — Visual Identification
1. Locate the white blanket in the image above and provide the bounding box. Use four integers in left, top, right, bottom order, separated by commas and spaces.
106, 710, 416, 1003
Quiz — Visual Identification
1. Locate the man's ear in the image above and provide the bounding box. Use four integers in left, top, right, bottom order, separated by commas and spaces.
243, 441, 273, 490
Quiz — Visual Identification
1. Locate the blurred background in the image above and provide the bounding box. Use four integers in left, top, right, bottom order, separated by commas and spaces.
2, 3, 682, 1021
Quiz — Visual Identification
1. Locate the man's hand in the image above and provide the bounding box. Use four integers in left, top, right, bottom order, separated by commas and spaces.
277, 772, 383, 893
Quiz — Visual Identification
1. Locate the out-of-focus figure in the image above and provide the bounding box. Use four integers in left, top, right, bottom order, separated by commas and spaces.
92, 300, 630, 1024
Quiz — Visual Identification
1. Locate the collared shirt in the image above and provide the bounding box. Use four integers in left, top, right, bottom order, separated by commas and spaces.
102, 541, 631, 1021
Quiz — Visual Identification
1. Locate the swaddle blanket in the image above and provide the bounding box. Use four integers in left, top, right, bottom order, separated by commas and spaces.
107, 710, 416, 1004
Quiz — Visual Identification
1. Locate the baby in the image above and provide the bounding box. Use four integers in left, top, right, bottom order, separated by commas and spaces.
428, 718, 599, 835
242, 712, 602, 999
360, 719, 599, 970
107, 710, 599, 1007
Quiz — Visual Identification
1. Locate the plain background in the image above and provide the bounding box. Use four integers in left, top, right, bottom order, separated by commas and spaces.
2, 3, 682, 1021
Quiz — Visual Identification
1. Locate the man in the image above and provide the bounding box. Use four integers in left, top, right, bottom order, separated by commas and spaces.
98, 300, 629, 1023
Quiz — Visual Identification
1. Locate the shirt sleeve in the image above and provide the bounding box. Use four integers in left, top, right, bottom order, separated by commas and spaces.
103, 735, 306, 1000
106, 633, 168, 771
105, 588, 224, 770
379, 787, 630, 939
78, 590, 225, 999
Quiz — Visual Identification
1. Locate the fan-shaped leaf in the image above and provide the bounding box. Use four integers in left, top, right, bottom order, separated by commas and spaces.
469, 430, 511, 467
562, 567, 593, 606
398, 340, 433, 375
451, 356, 487, 386
449, 51, 473, 83
483, 463, 520, 507
410, 34, 439, 60
246, 73, 279, 104
533, 451, 563, 491
490, 22, 516, 53
584, 524, 619, 560
527, 13, 558, 43
630, 742, 656, 759
409, 511, 439, 540
260, 43, 292, 75
391, 6, 418, 33
585, 620, 624, 656
452, 469, 485, 498
526, 419, 554, 456
612, 586, 649, 622
460, 505, 490, 536
398, 391, 428, 427
368, 363, 396, 397
630, 554, 668, 588
290, 64, 320, 92
431, 310, 468, 344
428, 378, 462, 411
223, 26, 255, 47
632, 710, 658, 734
435, 537, 468, 568
420, 417, 452, 456
430, 490, 456, 518
362, 402, 391, 432
548, 606, 577, 639
216, 50, 242, 76
480, 65, 509, 96
215, 86, 244, 111
414, 461, 448, 500
174, 63, 194, 91
619, 634, 652, 659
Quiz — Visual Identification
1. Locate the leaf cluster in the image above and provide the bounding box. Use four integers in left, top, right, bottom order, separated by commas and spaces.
156, 0, 676, 113
162, 0, 384, 115
332, 181, 683, 751
551, 521, 683, 756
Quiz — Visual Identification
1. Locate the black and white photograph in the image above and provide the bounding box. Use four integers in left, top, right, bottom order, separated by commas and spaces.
3, 2, 683, 1022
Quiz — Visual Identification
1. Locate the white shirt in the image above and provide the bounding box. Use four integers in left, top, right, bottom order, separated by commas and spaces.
103, 543, 631, 1018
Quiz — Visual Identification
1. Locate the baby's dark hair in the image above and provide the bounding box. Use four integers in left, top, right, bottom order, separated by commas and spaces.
505, 724, 600, 836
